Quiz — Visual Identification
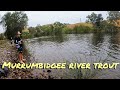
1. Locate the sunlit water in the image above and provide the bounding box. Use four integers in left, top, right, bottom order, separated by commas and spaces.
24, 33, 120, 79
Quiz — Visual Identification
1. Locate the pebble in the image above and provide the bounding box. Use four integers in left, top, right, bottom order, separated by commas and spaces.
18, 77, 21, 79
47, 70, 51, 73
7, 52, 11, 54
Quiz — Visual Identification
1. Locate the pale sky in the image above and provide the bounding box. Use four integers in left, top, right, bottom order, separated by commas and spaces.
0, 11, 108, 33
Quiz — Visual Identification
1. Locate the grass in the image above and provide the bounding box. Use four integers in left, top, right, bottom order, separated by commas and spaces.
63, 23, 94, 34
0, 40, 7, 48
66, 23, 93, 29
60, 55, 110, 79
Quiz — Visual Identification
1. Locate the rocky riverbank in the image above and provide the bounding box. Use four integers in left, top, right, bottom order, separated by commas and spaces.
0, 40, 50, 79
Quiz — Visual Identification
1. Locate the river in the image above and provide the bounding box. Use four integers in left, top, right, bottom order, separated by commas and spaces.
24, 32, 120, 79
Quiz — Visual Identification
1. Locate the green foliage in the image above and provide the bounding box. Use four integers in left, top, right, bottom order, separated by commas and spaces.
100, 20, 118, 33
40, 25, 53, 36
0, 11, 28, 39
86, 12, 98, 24
76, 25, 92, 33
95, 14, 103, 27
86, 12, 103, 30
62, 25, 94, 34
86, 11, 120, 32
62, 27, 73, 34
22, 32, 32, 39
107, 11, 120, 24
28, 27, 37, 37
28, 22, 66, 37
106, 11, 120, 32
27, 22, 95, 39
52, 22, 66, 35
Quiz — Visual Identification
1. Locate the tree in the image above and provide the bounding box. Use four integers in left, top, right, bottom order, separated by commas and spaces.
86, 12, 103, 29
86, 12, 98, 25
107, 11, 120, 24
53, 22, 65, 35
0, 11, 28, 39
107, 11, 120, 32
95, 14, 103, 27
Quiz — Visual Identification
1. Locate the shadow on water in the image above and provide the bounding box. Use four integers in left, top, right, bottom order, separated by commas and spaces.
91, 32, 105, 47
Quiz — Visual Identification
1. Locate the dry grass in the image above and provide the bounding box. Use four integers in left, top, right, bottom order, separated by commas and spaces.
67, 23, 93, 29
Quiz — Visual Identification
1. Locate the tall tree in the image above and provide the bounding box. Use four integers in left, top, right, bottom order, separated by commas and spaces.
107, 11, 120, 24
95, 14, 103, 27
86, 12, 103, 28
86, 12, 98, 25
107, 11, 120, 31
53, 22, 65, 35
0, 11, 28, 39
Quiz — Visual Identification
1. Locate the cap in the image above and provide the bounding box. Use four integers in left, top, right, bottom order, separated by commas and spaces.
17, 31, 21, 35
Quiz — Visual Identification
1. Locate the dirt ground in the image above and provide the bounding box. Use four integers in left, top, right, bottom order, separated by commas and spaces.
0, 40, 49, 79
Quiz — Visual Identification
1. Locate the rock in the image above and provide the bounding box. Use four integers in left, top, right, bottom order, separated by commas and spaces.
43, 72, 48, 78
48, 75, 54, 79
3, 66, 9, 74
28, 75, 34, 79
7, 52, 11, 54
43, 70, 45, 72
0, 68, 5, 78
0, 64, 9, 77
47, 70, 51, 73
18, 77, 21, 79
0, 68, 4, 73
35, 77, 39, 79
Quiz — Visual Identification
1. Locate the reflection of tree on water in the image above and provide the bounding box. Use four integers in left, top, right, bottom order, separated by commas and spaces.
108, 32, 120, 51
91, 32, 105, 47
51, 34, 68, 43
109, 32, 120, 45
37, 34, 68, 43
74, 34, 82, 40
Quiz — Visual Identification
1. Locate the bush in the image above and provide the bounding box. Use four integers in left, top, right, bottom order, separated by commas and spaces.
22, 32, 32, 39
72, 25, 94, 34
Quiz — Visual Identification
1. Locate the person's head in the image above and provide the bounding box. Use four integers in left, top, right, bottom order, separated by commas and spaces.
16, 31, 21, 37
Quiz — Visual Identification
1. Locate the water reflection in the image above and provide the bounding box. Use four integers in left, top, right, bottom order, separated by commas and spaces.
109, 32, 120, 44
91, 32, 105, 47
37, 34, 68, 43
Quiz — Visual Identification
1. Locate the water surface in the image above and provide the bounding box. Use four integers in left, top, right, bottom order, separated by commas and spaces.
25, 32, 120, 79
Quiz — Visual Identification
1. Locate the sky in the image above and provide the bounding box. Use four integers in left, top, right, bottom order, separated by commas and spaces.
0, 11, 108, 33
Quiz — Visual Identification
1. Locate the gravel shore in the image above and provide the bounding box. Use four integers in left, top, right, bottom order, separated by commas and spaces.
0, 40, 49, 79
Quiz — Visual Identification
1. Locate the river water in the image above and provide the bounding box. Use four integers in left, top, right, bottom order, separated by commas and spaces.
24, 32, 120, 79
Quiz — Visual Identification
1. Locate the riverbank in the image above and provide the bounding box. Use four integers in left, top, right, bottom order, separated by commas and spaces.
0, 40, 50, 79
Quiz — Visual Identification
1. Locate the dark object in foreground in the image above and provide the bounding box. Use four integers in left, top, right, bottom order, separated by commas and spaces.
47, 70, 51, 73
0, 64, 9, 78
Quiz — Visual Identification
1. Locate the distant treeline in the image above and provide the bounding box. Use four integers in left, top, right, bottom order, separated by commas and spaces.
27, 22, 94, 38
25, 21, 120, 39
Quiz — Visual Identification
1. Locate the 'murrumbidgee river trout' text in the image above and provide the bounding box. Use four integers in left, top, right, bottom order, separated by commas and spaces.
2, 62, 120, 69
